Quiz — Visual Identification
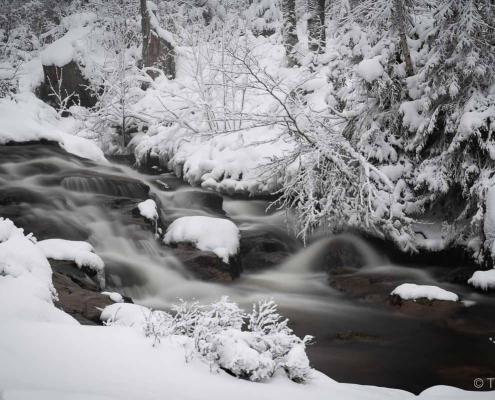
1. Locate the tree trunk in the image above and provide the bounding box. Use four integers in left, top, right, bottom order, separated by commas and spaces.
307, 0, 326, 53
281, 0, 299, 66
393, 0, 414, 77
140, 0, 175, 79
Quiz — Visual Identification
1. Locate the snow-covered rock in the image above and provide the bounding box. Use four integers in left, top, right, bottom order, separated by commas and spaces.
37, 238, 105, 287
137, 199, 158, 221
37, 239, 104, 272
0, 94, 107, 163
164, 216, 240, 263
391, 283, 459, 302
468, 269, 495, 291
101, 291, 125, 303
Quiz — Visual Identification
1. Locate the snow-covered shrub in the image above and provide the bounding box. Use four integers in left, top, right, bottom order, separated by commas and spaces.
115, 297, 313, 383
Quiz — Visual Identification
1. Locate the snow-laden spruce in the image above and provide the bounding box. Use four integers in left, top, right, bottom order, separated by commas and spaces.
164, 216, 240, 263
391, 283, 459, 302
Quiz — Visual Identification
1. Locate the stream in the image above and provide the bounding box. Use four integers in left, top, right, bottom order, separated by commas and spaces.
1, 142, 494, 394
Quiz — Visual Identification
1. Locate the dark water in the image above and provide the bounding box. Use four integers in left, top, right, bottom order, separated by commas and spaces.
1, 143, 494, 394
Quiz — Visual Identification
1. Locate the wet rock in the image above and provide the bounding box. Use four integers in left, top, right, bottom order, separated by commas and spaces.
239, 228, 296, 272
52, 272, 114, 325
308, 236, 371, 273
332, 331, 382, 343
60, 173, 150, 199
50, 260, 101, 291
171, 243, 241, 282
150, 173, 184, 191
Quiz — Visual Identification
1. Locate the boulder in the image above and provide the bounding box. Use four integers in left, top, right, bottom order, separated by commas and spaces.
239, 228, 296, 272
171, 242, 241, 282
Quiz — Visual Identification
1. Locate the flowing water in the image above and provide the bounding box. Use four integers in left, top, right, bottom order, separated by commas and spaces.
1, 143, 494, 394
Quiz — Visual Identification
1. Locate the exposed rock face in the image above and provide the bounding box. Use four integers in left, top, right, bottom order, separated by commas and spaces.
38, 61, 97, 110
170, 242, 241, 282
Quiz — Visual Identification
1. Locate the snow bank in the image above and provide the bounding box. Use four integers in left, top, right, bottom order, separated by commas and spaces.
0, 218, 75, 324
0, 94, 107, 163
164, 216, 240, 263
137, 199, 158, 221
468, 269, 495, 291
391, 283, 459, 302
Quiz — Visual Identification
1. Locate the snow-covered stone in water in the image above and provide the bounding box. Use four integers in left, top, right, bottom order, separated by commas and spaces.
138, 199, 158, 221
101, 291, 125, 303
37, 239, 104, 272
468, 269, 495, 291
391, 283, 459, 302
356, 58, 384, 83
164, 216, 240, 263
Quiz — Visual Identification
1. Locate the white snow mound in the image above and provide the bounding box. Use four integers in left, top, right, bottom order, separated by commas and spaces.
468, 269, 495, 291
391, 283, 459, 302
37, 239, 104, 272
164, 216, 240, 263
138, 199, 158, 221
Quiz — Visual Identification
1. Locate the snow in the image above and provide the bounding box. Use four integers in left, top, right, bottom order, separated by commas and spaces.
37, 239, 104, 272
40, 13, 96, 67
391, 283, 459, 302
467, 269, 495, 291
0, 321, 491, 400
0, 218, 76, 324
100, 303, 151, 327
164, 216, 240, 263
356, 58, 384, 83
137, 199, 158, 221
0, 94, 107, 163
